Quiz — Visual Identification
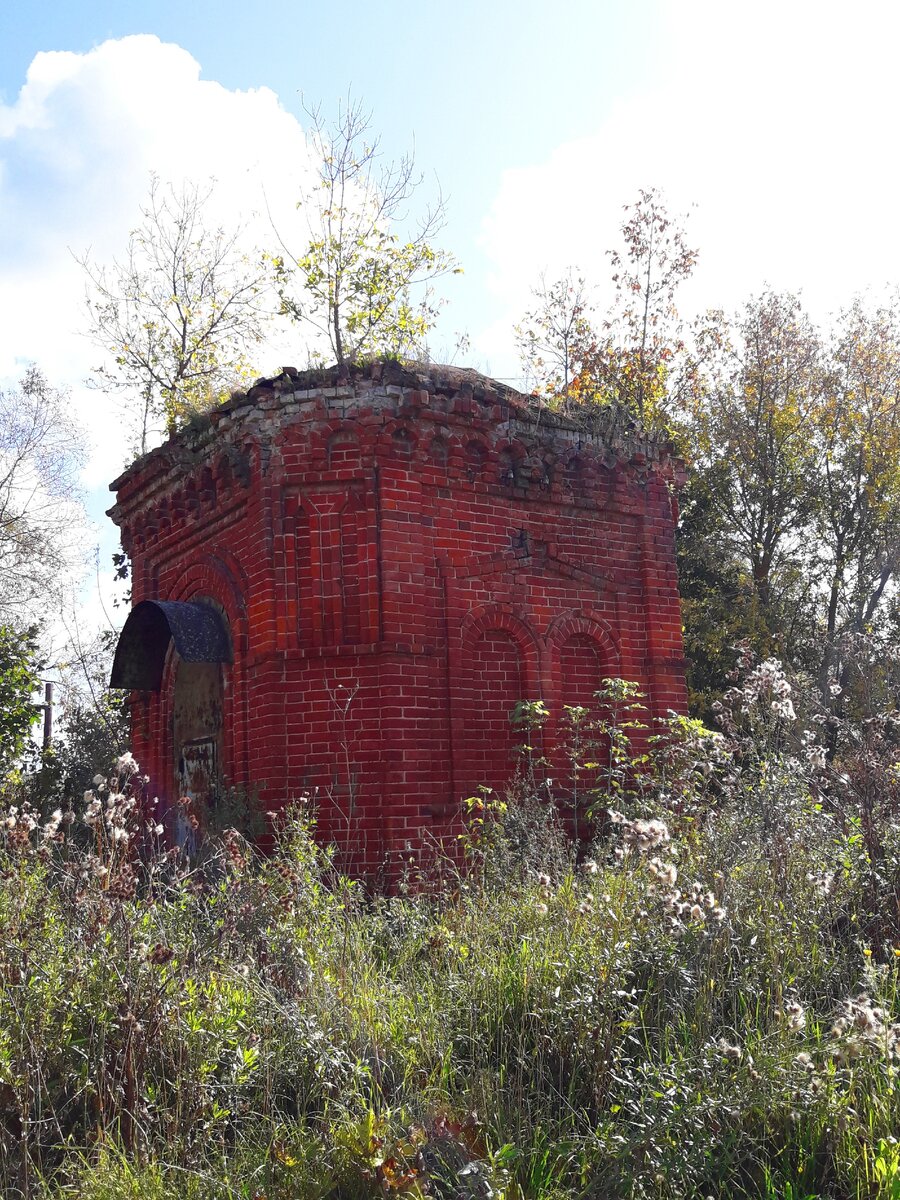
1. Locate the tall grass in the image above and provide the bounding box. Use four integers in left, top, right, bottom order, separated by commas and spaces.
1, 661, 900, 1198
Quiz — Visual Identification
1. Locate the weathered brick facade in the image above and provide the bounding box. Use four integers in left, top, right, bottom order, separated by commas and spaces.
109, 362, 687, 875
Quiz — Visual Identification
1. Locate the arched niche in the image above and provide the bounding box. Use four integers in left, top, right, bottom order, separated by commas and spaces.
390, 424, 416, 458
546, 614, 621, 813
498, 444, 526, 488
464, 439, 488, 479
454, 608, 542, 801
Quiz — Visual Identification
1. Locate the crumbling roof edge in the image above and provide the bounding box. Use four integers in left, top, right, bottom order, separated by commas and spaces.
108, 358, 674, 495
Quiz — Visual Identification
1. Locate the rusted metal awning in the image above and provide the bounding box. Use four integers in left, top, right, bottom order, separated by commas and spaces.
110, 600, 232, 691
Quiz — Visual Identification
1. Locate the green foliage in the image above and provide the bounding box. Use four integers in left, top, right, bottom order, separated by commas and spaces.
459, 787, 509, 883
30, 691, 129, 812
516, 189, 700, 424
271, 96, 460, 366
80, 176, 269, 450
684, 292, 824, 668
0, 623, 41, 784
678, 290, 900, 708
21, 629, 130, 813
516, 214, 900, 718
510, 699, 551, 793
676, 472, 777, 715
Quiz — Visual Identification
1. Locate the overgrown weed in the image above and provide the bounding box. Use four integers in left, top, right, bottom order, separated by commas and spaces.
2, 662, 900, 1197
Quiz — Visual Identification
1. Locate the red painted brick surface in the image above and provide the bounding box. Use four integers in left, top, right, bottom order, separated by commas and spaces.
109, 362, 687, 876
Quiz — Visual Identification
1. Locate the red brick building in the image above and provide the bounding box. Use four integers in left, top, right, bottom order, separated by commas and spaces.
109, 362, 686, 874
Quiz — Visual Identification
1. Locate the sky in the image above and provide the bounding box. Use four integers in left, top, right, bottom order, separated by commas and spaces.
3, 0, 900, 644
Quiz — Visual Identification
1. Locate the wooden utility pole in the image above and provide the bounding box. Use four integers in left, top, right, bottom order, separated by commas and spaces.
38, 681, 53, 750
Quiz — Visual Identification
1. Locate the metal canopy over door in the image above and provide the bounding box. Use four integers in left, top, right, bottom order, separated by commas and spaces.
111, 599, 232, 691
109, 598, 232, 850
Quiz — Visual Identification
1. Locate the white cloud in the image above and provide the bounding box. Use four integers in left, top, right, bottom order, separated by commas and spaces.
476, 0, 900, 374
0, 35, 316, 482
0, 35, 320, 639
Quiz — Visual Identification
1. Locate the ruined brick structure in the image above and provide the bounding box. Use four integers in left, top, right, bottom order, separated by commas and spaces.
109, 362, 687, 875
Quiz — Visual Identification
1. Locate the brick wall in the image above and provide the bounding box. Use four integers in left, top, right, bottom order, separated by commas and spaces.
109, 362, 687, 878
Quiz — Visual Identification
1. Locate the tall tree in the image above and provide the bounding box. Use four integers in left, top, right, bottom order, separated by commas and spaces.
814, 298, 900, 690
602, 187, 699, 419
682, 292, 900, 709
515, 270, 595, 398
514, 189, 699, 424
688, 292, 822, 626
270, 97, 460, 366
674, 293, 823, 704
81, 176, 270, 451
0, 623, 41, 785
0, 367, 85, 617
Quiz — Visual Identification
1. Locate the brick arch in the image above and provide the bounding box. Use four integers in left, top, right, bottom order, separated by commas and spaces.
537, 453, 556, 489
546, 612, 619, 667
214, 452, 233, 492
463, 438, 488, 480
426, 433, 450, 466
460, 605, 541, 667
546, 614, 619, 710
391, 427, 414, 456
496, 439, 527, 488
378, 419, 419, 461
452, 607, 541, 803
563, 451, 594, 494
183, 478, 200, 516
169, 552, 248, 627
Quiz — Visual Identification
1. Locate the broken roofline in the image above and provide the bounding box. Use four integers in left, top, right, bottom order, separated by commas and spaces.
108, 358, 678, 500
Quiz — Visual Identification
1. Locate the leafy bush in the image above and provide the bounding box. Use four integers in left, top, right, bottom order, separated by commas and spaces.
0, 624, 42, 783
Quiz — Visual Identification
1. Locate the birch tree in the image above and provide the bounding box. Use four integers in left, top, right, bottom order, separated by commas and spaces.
81, 177, 270, 451
270, 97, 460, 366
0, 367, 85, 616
